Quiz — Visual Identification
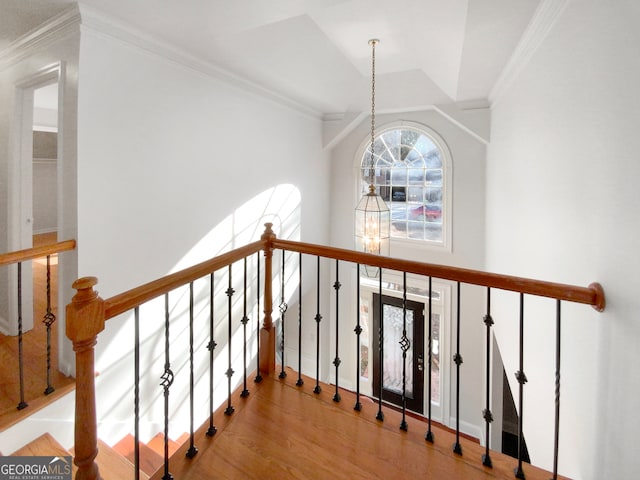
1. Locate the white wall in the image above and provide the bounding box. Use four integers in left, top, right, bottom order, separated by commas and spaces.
75, 25, 331, 443
0, 23, 79, 346
486, 1, 640, 478
328, 110, 488, 438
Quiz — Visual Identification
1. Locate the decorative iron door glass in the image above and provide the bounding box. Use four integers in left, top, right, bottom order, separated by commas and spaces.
372, 294, 425, 413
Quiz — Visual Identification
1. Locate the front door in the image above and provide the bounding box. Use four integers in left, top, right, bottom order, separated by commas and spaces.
372, 294, 425, 414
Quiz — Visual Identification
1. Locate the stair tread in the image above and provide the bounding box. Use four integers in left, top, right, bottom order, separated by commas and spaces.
147, 432, 180, 457
95, 439, 150, 480
113, 433, 164, 477
11, 432, 69, 457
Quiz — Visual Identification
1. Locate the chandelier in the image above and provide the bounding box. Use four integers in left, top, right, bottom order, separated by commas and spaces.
355, 39, 390, 259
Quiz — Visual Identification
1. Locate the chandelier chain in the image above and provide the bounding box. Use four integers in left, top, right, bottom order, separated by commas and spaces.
369, 39, 377, 186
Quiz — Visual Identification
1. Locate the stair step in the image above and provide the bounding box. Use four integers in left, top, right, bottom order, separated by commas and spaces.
11, 432, 69, 457
95, 440, 150, 480
113, 433, 164, 477
146, 432, 181, 458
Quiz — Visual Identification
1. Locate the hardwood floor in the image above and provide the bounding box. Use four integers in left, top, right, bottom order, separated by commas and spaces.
0, 233, 75, 431
150, 369, 567, 480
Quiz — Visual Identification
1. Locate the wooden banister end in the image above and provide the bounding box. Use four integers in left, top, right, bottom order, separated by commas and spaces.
261, 223, 276, 243
589, 282, 605, 312
66, 277, 105, 343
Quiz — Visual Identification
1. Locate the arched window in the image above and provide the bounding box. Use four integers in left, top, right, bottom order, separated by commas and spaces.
359, 124, 450, 246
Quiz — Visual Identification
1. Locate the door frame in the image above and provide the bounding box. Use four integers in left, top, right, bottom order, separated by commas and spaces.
358, 272, 450, 424
4, 63, 62, 335
372, 293, 425, 414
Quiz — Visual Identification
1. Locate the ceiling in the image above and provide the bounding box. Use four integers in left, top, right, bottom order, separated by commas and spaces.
1, 0, 541, 116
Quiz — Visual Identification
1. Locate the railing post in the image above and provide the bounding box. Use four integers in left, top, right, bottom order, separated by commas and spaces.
260, 223, 276, 375
66, 277, 105, 480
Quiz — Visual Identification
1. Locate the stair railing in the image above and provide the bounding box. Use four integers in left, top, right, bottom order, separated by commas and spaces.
0, 239, 76, 412
65, 223, 604, 480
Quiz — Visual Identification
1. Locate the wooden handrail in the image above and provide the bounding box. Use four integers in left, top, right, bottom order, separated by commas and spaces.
0, 239, 76, 267
271, 238, 605, 312
65, 224, 605, 480
104, 241, 264, 320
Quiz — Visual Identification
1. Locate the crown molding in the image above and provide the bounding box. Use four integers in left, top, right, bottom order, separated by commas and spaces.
77, 4, 323, 120
0, 5, 81, 71
489, 0, 569, 106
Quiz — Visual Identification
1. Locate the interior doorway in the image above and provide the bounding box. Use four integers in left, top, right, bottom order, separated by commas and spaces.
4, 67, 60, 336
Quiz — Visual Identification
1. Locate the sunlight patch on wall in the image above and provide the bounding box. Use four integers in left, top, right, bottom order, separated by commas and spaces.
170, 184, 301, 274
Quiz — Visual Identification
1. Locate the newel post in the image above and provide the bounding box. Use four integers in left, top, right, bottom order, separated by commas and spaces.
66, 277, 105, 480
259, 223, 277, 375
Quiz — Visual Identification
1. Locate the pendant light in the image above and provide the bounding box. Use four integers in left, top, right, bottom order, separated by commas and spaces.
355, 39, 390, 260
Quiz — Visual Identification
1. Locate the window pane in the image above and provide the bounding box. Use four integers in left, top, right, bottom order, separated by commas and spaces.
425, 223, 442, 242
425, 150, 442, 168
407, 222, 424, 240
391, 203, 408, 221
431, 313, 440, 403
391, 166, 407, 184
407, 186, 423, 203
425, 169, 442, 186
408, 168, 424, 185
359, 127, 446, 245
391, 221, 407, 238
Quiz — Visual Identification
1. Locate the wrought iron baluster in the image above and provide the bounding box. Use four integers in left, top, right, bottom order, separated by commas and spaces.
333, 259, 341, 403
255, 253, 263, 383
160, 293, 174, 479
482, 287, 494, 468
354, 265, 362, 411
425, 276, 434, 442
241, 258, 250, 396
279, 250, 288, 379
400, 271, 409, 431
134, 306, 140, 480
452, 282, 463, 455
186, 283, 198, 459
296, 252, 304, 387
43, 254, 55, 395
376, 267, 384, 422
515, 293, 527, 479
552, 300, 561, 480
206, 273, 217, 437
225, 265, 235, 415
16, 262, 27, 410
313, 256, 322, 394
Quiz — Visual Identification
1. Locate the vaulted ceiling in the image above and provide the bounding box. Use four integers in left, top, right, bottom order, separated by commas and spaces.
2, 0, 542, 116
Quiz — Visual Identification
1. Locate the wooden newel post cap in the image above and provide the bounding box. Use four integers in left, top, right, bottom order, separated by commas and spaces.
261, 222, 276, 243
71, 276, 99, 303
67, 276, 105, 343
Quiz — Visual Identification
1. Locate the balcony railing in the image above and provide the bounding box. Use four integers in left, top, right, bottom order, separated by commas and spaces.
0, 239, 76, 416
65, 223, 604, 480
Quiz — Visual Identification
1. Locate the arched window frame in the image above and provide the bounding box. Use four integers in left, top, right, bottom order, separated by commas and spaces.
355, 121, 453, 252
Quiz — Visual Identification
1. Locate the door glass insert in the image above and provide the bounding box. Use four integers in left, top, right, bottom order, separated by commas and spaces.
383, 304, 414, 397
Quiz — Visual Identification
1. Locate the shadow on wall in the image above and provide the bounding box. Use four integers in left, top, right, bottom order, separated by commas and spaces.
93, 184, 301, 445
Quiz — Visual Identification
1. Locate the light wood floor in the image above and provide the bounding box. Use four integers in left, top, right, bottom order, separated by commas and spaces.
0, 233, 75, 431
150, 369, 567, 480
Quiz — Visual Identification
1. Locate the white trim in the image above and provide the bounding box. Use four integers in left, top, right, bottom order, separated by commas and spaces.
0, 6, 80, 71
33, 157, 57, 164
32, 125, 58, 133
489, 0, 569, 105
77, 4, 322, 120
353, 120, 453, 253
449, 418, 484, 444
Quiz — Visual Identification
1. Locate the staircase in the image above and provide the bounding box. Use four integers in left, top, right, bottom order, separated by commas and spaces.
8, 430, 188, 479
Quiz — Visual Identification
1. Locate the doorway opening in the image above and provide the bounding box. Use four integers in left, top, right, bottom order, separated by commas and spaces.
358, 274, 448, 421
372, 293, 425, 413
